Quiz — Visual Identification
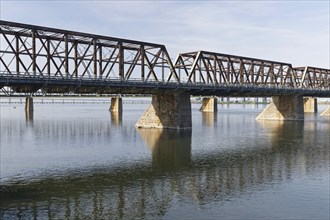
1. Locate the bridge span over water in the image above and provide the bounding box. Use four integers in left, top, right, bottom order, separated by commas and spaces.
0, 20, 329, 128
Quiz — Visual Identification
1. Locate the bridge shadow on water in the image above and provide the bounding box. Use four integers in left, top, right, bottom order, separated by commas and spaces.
0, 118, 329, 219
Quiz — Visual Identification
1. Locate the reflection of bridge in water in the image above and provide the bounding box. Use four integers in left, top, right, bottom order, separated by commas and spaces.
1, 120, 329, 219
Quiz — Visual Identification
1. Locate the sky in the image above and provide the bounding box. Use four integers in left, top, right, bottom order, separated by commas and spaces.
0, 0, 329, 68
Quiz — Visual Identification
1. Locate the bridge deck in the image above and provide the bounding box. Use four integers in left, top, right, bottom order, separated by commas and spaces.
0, 75, 328, 97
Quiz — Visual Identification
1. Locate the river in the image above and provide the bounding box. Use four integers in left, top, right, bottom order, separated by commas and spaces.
0, 101, 329, 219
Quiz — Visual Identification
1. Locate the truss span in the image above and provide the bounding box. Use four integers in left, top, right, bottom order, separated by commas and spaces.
0, 20, 329, 97
174, 51, 329, 90
0, 20, 178, 82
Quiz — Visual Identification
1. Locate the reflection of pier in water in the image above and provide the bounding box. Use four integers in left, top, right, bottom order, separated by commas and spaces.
202, 112, 217, 127
1, 122, 329, 219
110, 111, 123, 127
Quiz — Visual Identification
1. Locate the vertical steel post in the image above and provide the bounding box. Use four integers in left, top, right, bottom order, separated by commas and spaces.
47, 39, 51, 76
16, 34, 19, 75
32, 30, 36, 76
261, 63, 264, 84
198, 59, 201, 83
227, 58, 231, 84
162, 51, 165, 82
141, 45, 145, 81
118, 42, 124, 80
99, 44, 103, 79
213, 56, 217, 84
64, 35, 69, 78
251, 62, 254, 84
270, 64, 274, 85
93, 38, 97, 79
239, 61, 244, 84
206, 58, 210, 84
74, 42, 78, 78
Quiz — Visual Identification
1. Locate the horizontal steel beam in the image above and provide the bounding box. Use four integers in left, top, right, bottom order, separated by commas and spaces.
0, 20, 165, 48
1, 76, 329, 97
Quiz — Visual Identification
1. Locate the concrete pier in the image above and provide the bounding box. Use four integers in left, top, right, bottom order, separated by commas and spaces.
303, 97, 317, 113
320, 107, 330, 116
256, 95, 304, 120
199, 97, 218, 112
25, 97, 34, 112
136, 93, 191, 129
109, 97, 123, 112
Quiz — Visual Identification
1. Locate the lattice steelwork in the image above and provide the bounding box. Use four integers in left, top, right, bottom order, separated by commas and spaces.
0, 20, 179, 82
293, 66, 330, 89
0, 20, 329, 96
174, 51, 329, 89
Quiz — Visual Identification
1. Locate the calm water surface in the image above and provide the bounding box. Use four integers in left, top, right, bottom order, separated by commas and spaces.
0, 101, 329, 219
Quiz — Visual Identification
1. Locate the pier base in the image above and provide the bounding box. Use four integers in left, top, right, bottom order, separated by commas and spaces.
256, 95, 304, 120
320, 107, 330, 116
136, 93, 191, 129
303, 97, 317, 113
25, 97, 34, 112
109, 97, 122, 112
199, 97, 217, 112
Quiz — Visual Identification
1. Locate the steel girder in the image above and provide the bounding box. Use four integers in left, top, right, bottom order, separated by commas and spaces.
0, 20, 179, 83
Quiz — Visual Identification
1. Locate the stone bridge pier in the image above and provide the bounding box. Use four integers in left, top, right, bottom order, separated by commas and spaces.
303, 97, 317, 113
109, 96, 123, 112
136, 93, 192, 129
25, 96, 34, 112
199, 97, 218, 112
256, 95, 304, 120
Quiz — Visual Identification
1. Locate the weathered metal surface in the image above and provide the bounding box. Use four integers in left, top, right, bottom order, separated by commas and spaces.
0, 20, 329, 97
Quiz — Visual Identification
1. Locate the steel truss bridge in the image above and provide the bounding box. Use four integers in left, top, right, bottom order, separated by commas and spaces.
0, 20, 329, 97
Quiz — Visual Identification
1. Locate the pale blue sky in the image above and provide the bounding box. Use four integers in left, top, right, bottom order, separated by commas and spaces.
0, 0, 329, 68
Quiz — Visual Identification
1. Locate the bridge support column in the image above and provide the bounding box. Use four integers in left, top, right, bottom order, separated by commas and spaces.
256, 95, 304, 120
109, 97, 122, 112
136, 93, 191, 129
199, 97, 217, 112
25, 97, 34, 112
303, 97, 317, 113
320, 106, 330, 116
